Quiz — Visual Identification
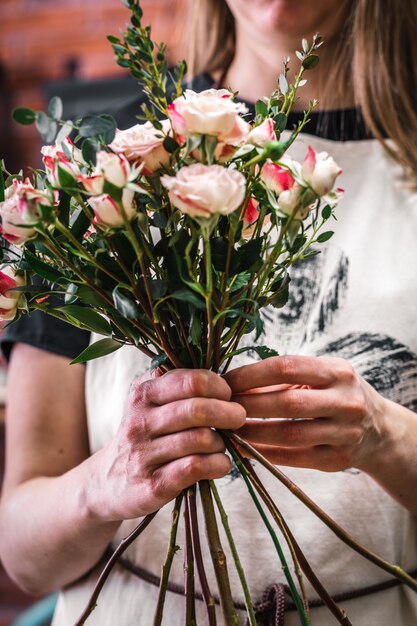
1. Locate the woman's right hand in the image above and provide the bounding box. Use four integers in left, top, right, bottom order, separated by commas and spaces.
89, 368, 247, 522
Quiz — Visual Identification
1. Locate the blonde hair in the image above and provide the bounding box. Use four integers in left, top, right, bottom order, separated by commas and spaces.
186, 0, 417, 185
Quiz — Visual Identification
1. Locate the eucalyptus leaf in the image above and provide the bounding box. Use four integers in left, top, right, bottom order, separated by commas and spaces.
12, 107, 36, 125
48, 96, 63, 120
70, 338, 122, 364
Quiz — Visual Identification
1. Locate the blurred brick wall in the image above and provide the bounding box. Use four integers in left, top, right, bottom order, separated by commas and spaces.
0, 0, 187, 172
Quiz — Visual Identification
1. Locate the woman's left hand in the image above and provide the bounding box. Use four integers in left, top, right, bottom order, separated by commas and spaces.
224, 355, 388, 472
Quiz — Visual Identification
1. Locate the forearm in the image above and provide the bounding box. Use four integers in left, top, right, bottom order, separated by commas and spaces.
357, 397, 417, 517
0, 452, 121, 596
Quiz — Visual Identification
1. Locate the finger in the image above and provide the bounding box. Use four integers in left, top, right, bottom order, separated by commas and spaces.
130, 368, 232, 407
224, 355, 343, 393
148, 398, 246, 437
232, 388, 338, 419
246, 443, 352, 471
146, 428, 225, 466
238, 418, 355, 448
151, 452, 232, 500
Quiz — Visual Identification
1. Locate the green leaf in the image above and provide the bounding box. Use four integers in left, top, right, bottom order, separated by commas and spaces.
231, 238, 263, 275
163, 135, 179, 154
107, 35, 121, 44
12, 107, 36, 125
70, 207, 91, 241
112, 285, 141, 319
149, 279, 168, 300
274, 112, 287, 133
58, 192, 71, 227
24, 251, 66, 283
171, 289, 206, 310
211, 236, 229, 272
302, 55, 320, 70
82, 138, 100, 165
226, 345, 279, 360
48, 96, 63, 120
316, 230, 334, 243
255, 100, 268, 118
57, 305, 112, 336
150, 352, 168, 372
79, 114, 116, 138
321, 204, 332, 220
70, 338, 122, 364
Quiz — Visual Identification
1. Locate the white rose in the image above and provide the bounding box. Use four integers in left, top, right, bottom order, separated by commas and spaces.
246, 117, 277, 147
301, 145, 342, 196
109, 120, 171, 174
161, 164, 246, 219
168, 89, 248, 141
95, 151, 130, 188
0, 179, 51, 245
0, 265, 25, 320
88, 188, 136, 228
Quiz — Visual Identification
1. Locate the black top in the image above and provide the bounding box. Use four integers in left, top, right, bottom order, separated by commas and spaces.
0, 73, 372, 363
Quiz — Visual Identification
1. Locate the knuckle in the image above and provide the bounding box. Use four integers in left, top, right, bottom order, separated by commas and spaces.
348, 396, 368, 420
183, 454, 204, 479
191, 427, 216, 451
346, 426, 364, 445
275, 355, 297, 378
185, 397, 207, 425
133, 379, 153, 405
284, 391, 305, 416
339, 362, 357, 384
280, 422, 305, 446
185, 370, 210, 398
335, 445, 354, 469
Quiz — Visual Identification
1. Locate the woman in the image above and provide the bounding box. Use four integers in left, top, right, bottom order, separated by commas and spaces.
1, 0, 417, 624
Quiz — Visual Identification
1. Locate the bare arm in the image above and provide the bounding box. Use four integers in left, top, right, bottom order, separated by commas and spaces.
0, 344, 245, 596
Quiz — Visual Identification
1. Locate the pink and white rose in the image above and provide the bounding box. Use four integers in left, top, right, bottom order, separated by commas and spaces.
109, 120, 171, 174
41, 138, 81, 187
241, 197, 270, 237
246, 118, 277, 148
0, 179, 51, 245
0, 266, 25, 320
260, 161, 296, 196
88, 188, 136, 228
78, 151, 132, 195
301, 146, 342, 196
161, 164, 246, 219
168, 89, 249, 143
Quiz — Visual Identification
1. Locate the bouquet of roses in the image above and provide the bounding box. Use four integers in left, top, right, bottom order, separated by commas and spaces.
1, 2, 416, 625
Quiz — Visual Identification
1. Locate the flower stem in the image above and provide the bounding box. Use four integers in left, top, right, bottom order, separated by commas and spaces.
225, 442, 309, 626
199, 480, 240, 626
209, 480, 257, 626
187, 486, 217, 626
153, 495, 183, 626
227, 431, 417, 594
73, 512, 158, 626
184, 491, 197, 626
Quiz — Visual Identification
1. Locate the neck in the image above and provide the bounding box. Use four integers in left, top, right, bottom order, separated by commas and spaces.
218, 30, 353, 112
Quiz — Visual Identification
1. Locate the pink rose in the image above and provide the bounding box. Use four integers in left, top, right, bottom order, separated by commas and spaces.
88, 188, 136, 228
109, 120, 171, 174
79, 152, 132, 195
168, 89, 249, 142
0, 266, 25, 320
161, 164, 246, 219
301, 145, 342, 196
0, 179, 51, 245
41, 138, 81, 187
260, 161, 295, 195
246, 118, 277, 148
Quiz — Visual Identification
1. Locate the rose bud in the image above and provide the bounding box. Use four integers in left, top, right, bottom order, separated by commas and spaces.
77, 174, 105, 196
260, 160, 295, 195
0, 179, 51, 245
41, 138, 81, 187
109, 120, 171, 174
88, 188, 136, 228
246, 118, 277, 148
95, 151, 131, 188
241, 197, 270, 237
277, 183, 307, 219
161, 164, 246, 219
301, 145, 342, 196
168, 88, 249, 142
0, 266, 25, 321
